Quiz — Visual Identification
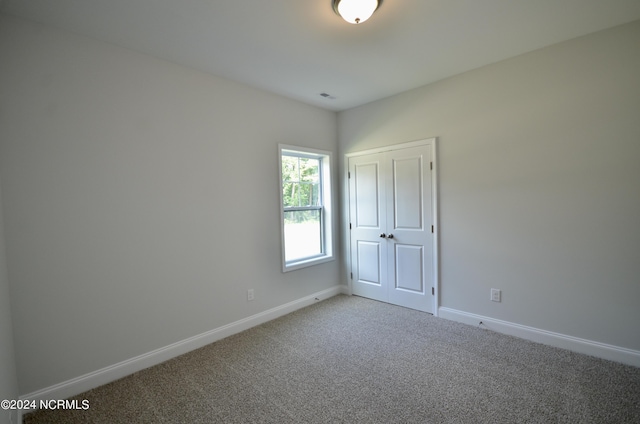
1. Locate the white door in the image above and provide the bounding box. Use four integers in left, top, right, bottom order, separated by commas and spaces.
349, 152, 388, 303
349, 143, 434, 313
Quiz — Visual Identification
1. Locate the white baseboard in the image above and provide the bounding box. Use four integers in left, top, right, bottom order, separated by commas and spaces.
20, 285, 345, 408
438, 307, 640, 368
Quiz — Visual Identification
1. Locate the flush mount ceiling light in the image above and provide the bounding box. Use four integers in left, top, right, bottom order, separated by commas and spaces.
332, 0, 382, 24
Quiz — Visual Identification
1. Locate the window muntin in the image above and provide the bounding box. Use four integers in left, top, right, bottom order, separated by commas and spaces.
279, 146, 333, 271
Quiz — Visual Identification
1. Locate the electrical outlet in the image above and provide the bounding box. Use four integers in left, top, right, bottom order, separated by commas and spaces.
490, 288, 501, 302
247, 289, 255, 301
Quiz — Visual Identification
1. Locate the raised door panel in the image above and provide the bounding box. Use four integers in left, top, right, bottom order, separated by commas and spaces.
354, 162, 381, 228
392, 156, 423, 230
357, 241, 382, 285
394, 244, 424, 293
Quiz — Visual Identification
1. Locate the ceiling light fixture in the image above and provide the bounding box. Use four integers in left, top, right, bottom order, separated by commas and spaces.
332, 0, 382, 24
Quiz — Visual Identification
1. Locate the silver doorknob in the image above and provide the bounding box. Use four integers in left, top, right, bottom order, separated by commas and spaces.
387, 234, 394, 239
379, 233, 386, 238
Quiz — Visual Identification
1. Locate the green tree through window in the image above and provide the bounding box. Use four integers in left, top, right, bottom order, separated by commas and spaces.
282, 155, 320, 221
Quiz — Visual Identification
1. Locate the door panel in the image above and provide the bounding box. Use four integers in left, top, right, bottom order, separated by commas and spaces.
394, 244, 423, 293
349, 143, 434, 313
354, 162, 381, 228
392, 157, 423, 230
357, 241, 382, 285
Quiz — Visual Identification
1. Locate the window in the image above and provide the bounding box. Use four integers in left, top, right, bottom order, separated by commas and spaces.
278, 145, 333, 272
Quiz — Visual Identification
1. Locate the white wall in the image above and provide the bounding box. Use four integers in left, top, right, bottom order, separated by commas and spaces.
339, 21, 640, 352
0, 179, 19, 424
0, 15, 339, 395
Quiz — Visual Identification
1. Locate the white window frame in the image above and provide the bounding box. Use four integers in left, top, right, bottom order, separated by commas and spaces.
278, 144, 334, 272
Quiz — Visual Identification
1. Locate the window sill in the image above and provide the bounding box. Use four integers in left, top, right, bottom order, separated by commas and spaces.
283, 255, 335, 273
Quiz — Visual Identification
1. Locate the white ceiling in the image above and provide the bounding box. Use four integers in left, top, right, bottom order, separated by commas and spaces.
2, 0, 640, 111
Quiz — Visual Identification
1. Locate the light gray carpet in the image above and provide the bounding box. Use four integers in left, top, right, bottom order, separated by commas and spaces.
24, 295, 640, 423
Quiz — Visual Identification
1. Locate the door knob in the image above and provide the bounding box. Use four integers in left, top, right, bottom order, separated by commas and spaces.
379, 233, 386, 238
387, 234, 394, 239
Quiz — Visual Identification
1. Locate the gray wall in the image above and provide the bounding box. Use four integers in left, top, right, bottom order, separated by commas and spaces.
0, 15, 339, 394
0, 179, 18, 424
338, 20, 640, 352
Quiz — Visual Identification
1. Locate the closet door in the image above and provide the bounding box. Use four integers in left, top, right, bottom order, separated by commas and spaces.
349, 152, 388, 303
385, 145, 433, 313
349, 144, 434, 313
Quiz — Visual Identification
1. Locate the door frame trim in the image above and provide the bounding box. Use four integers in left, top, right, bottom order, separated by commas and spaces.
345, 138, 439, 316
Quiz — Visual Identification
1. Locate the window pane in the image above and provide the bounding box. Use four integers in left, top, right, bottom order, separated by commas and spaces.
300, 158, 319, 183
284, 210, 322, 262
295, 182, 319, 207
282, 182, 298, 208
281, 156, 299, 183
309, 183, 320, 206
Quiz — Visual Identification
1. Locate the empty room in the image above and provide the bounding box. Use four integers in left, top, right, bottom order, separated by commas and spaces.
1, 1, 639, 423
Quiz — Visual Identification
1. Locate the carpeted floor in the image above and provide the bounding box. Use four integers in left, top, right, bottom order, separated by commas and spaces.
24, 295, 640, 423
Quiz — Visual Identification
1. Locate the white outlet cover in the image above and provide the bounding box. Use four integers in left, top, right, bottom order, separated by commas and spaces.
491, 289, 501, 302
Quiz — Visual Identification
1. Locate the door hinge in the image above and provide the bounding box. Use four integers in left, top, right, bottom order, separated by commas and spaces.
348, 171, 351, 179
431, 225, 434, 233
432, 287, 435, 295
349, 223, 352, 230
430, 162, 433, 170
350, 272, 353, 279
